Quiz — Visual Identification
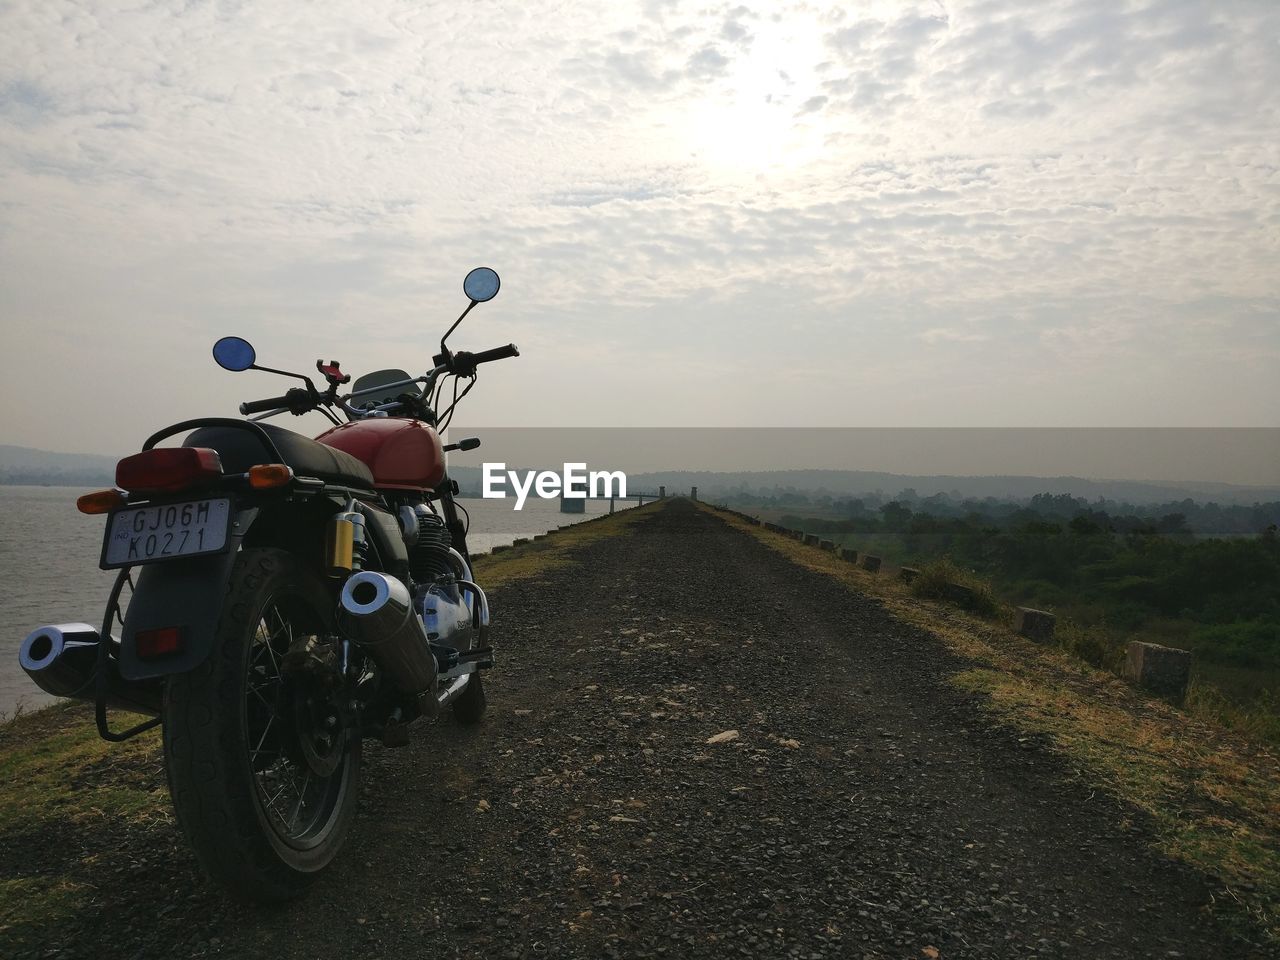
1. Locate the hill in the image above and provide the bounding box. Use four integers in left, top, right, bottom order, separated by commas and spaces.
626, 468, 1280, 507
0, 445, 115, 486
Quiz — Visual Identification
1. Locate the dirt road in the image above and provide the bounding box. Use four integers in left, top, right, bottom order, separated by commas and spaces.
4, 499, 1256, 958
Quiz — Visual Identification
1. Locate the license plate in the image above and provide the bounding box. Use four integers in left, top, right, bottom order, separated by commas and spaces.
101, 498, 233, 569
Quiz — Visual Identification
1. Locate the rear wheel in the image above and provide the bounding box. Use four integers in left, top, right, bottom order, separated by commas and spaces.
163, 548, 361, 902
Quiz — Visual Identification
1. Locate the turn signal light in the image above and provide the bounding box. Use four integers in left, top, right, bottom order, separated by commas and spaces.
117, 447, 223, 494
77, 489, 127, 515
248, 463, 293, 489
136, 627, 183, 659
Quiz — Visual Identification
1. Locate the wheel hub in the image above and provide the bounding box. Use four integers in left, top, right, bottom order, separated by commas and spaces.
281, 634, 350, 778
292, 689, 347, 777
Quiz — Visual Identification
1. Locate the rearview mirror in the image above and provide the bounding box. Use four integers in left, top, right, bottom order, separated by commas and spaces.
463, 267, 500, 303
213, 336, 256, 372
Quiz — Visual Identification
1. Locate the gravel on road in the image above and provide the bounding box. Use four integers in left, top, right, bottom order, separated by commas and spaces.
3, 499, 1261, 959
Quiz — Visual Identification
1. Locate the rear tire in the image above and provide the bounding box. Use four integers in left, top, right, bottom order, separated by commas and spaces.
163, 548, 361, 902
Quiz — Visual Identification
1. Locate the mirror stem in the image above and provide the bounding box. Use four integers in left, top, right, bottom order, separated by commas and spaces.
249, 364, 321, 397
440, 300, 478, 354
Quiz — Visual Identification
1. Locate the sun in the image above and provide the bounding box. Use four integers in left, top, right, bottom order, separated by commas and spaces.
680, 16, 829, 176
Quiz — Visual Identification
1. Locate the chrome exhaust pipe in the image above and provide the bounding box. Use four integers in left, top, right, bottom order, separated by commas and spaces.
19, 623, 163, 716
338, 572, 438, 714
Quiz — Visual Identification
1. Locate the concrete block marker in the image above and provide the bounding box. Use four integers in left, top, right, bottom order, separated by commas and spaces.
1126, 642, 1192, 705
819, 539, 836, 552
943, 582, 976, 606
1015, 607, 1056, 643
491, 544, 510, 554
803, 534, 820, 546
512, 537, 531, 546
898, 566, 920, 583
860, 555, 882, 573
840, 548, 859, 563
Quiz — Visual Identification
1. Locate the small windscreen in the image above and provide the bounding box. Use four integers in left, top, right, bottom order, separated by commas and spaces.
349, 369, 421, 407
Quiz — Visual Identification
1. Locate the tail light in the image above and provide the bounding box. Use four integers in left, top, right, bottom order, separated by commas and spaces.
248, 463, 293, 489
117, 448, 223, 494
77, 489, 128, 514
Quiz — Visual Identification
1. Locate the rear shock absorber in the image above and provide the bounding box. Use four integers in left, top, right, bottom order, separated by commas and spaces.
325, 497, 368, 578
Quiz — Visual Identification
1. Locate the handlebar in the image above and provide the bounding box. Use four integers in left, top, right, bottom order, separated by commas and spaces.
240, 387, 313, 416
240, 395, 292, 415
472, 343, 520, 364
451, 343, 519, 377
240, 343, 518, 421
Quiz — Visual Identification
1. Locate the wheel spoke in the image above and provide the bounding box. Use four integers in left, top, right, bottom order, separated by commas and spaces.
251, 713, 276, 757
264, 775, 293, 821
289, 771, 312, 831
247, 679, 278, 714
244, 595, 348, 847
259, 621, 282, 675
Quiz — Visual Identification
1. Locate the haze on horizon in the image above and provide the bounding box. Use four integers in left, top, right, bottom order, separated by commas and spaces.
1, 0, 1277, 461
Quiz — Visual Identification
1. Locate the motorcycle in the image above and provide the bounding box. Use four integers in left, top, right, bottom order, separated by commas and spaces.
18, 267, 517, 901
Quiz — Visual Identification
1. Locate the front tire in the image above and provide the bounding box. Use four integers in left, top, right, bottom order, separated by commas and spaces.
163, 548, 361, 902
452, 671, 487, 725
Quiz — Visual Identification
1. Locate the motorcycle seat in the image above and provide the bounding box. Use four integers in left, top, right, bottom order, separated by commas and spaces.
184, 422, 375, 488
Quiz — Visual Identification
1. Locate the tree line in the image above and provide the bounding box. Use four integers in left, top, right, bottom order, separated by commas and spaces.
758, 493, 1279, 673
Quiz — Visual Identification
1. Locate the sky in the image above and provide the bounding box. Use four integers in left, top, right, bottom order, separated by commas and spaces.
1, 0, 1278, 463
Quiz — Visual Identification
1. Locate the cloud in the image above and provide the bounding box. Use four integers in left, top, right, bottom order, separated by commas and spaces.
0, 0, 1276, 451
687, 45, 732, 79
919, 327, 990, 344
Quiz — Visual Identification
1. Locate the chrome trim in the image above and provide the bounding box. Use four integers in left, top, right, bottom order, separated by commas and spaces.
19, 622, 162, 716
456, 579, 490, 630
399, 505, 420, 546
338, 572, 438, 711
446, 546, 473, 582
436, 672, 472, 708
348, 374, 428, 399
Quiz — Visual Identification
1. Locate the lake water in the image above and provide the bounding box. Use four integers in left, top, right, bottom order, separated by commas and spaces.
0, 485, 635, 715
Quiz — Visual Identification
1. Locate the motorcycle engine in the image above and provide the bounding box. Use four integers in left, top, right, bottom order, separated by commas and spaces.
407, 509, 456, 585
404, 507, 475, 656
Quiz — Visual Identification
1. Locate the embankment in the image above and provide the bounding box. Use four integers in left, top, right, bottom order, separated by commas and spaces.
1, 498, 1276, 959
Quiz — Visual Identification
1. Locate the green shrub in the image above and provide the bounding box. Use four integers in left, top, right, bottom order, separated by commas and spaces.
1186, 674, 1280, 744
1191, 619, 1280, 670
1058, 619, 1125, 671
910, 558, 1001, 619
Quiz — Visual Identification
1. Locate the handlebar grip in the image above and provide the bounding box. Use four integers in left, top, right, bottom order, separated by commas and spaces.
471, 343, 520, 365
239, 394, 295, 415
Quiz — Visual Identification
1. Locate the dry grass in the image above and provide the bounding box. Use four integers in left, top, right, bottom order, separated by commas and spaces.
0, 702, 165, 939
708, 503, 1280, 945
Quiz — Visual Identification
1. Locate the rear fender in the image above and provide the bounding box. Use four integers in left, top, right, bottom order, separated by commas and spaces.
118, 507, 258, 681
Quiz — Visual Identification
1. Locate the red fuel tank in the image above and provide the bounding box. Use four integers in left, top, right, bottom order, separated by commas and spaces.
315, 418, 445, 491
